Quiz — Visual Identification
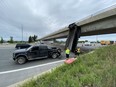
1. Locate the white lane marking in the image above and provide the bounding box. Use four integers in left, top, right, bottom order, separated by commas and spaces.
0, 60, 64, 75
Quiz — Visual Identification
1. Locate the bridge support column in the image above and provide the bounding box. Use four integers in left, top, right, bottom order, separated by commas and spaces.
53, 39, 56, 43
65, 23, 81, 52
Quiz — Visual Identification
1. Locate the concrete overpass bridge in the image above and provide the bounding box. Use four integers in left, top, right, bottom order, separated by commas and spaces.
40, 4, 116, 52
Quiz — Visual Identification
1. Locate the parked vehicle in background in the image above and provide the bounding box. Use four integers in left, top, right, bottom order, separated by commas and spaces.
105, 41, 110, 45
84, 42, 92, 46
100, 40, 106, 45
15, 44, 31, 49
100, 40, 114, 45
13, 44, 61, 64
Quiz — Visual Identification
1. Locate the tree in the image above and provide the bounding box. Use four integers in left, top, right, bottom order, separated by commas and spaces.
28, 35, 38, 43
0, 37, 3, 43
9, 36, 14, 43
33, 35, 37, 41
85, 40, 88, 42
28, 36, 32, 43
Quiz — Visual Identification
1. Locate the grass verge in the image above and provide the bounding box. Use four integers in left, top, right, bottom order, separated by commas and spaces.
18, 45, 116, 87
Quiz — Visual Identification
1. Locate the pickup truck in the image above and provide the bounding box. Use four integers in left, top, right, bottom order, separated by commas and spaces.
13, 44, 61, 64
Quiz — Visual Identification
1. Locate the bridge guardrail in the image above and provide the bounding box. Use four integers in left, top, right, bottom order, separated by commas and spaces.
76, 3, 116, 23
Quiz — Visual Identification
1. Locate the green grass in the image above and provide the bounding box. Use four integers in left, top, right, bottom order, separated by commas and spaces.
19, 45, 116, 87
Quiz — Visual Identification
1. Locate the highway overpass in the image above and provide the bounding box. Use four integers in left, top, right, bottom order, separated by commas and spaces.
40, 4, 116, 51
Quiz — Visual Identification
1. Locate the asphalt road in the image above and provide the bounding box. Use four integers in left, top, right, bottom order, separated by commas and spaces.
0, 47, 73, 72
1, 60, 64, 87
53, 43, 105, 52
0, 45, 75, 87
77, 43, 104, 51
0, 43, 105, 72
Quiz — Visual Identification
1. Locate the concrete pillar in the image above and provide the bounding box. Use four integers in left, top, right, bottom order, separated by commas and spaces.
53, 39, 56, 43
65, 23, 81, 52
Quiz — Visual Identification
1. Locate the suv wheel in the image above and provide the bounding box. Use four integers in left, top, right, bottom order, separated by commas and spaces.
16, 56, 26, 64
52, 53, 57, 59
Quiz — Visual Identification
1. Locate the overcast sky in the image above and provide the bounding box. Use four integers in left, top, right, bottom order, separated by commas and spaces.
0, 0, 116, 41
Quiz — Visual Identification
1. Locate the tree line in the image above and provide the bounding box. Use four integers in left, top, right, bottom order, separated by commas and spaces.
28, 35, 38, 43
0, 35, 38, 43
0, 36, 14, 43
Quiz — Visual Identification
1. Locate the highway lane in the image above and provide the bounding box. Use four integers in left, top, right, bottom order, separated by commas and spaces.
77, 43, 104, 51
53, 43, 105, 51
0, 60, 64, 87
0, 45, 75, 87
0, 47, 70, 72
0, 43, 105, 72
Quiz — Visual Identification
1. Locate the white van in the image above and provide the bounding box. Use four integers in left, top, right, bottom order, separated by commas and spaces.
84, 42, 92, 46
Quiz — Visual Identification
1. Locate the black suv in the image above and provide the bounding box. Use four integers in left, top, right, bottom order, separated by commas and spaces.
13, 44, 61, 64
15, 44, 31, 49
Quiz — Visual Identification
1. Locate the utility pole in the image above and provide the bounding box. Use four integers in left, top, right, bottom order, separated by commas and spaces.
96, 35, 98, 42
21, 24, 23, 43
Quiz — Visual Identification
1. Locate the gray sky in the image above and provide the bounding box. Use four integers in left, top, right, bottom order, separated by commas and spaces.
0, 0, 116, 41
